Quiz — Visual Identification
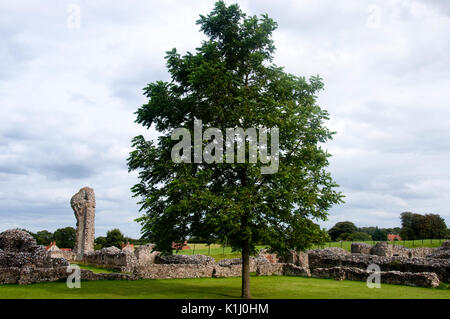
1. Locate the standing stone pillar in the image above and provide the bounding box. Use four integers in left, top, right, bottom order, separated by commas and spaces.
71, 187, 96, 260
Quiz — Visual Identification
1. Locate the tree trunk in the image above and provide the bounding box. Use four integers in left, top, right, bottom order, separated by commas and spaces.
241, 239, 252, 299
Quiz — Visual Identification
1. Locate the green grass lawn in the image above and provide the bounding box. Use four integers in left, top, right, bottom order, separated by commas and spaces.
0, 276, 449, 299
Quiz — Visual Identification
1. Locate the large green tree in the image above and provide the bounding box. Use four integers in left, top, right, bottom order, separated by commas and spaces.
328, 221, 357, 241
128, 1, 343, 298
52, 227, 76, 249
33, 230, 53, 246
400, 212, 448, 239
105, 229, 126, 249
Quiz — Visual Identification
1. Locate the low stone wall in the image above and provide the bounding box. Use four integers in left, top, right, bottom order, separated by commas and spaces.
428, 242, 450, 259
134, 264, 215, 279
154, 254, 215, 265
80, 269, 135, 281
255, 263, 310, 277
311, 266, 440, 288
351, 242, 437, 258
134, 244, 159, 266
256, 263, 284, 276
308, 250, 450, 282
276, 250, 309, 268
0, 229, 70, 285
351, 243, 372, 255
83, 247, 137, 272
48, 250, 75, 261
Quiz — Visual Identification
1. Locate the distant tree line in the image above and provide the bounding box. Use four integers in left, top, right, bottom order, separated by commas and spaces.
94, 228, 150, 250
23, 227, 149, 250
328, 212, 449, 242
399, 212, 448, 240
25, 227, 77, 248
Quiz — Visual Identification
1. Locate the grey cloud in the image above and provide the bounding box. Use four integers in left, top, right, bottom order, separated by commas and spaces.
1, 0, 449, 237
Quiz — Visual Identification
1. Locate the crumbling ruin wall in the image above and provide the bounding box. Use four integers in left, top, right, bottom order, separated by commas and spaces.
134, 264, 216, 279
351, 242, 436, 258
311, 266, 440, 288
48, 250, 75, 261
83, 247, 138, 272
0, 229, 70, 285
71, 187, 96, 260
134, 244, 159, 266
308, 248, 450, 282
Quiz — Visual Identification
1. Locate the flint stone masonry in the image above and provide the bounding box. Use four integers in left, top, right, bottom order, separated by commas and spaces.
80, 269, 135, 281
255, 263, 310, 277
276, 250, 309, 268
351, 241, 437, 258
154, 254, 215, 265
308, 248, 450, 282
351, 243, 372, 255
134, 244, 159, 266
71, 187, 96, 260
48, 249, 75, 261
256, 263, 311, 277
134, 264, 215, 279
0, 229, 69, 285
427, 241, 450, 259
83, 246, 138, 272
311, 266, 440, 288
218, 256, 269, 272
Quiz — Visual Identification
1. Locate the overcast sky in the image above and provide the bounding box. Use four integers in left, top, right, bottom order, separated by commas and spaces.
1, 0, 449, 238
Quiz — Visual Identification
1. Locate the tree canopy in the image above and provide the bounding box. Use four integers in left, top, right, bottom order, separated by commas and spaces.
128, 1, 343, 298
400, 212, 448, 240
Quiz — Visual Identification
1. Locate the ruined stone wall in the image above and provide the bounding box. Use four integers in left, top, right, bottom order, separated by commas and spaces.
311, 266, 440, 288
351, 242, 436, 258
134, 244, 159, 266
134, 264, 215, 279
308, 249, 450, 282
83, 247, 137, 272
71, 187, 96, 260
0, 229, 70, 285
48, 250, 75, 261
255, 263, 310, 277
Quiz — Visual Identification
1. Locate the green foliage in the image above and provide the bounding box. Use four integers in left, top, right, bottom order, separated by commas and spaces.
105, 229, 125, 249
128, 1, 343, 297
348, 232, 372, 241
328, 221, 357, 241
129, 0, 342, 255
400, 212, 448, 240
33, 230, 53, 246
52, 227, 76, 249
94, 236, 107, 250
372, 227, 388, 241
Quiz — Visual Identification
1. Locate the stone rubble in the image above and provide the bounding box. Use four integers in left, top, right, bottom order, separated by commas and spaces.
1, 227, 448, 288
0, 229, 69, 285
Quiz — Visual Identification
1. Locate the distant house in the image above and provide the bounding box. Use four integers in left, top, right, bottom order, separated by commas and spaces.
387, 234, 402, 241
172, 241, 190, 250
45, 241, 72, 252
45, 241, 60, 251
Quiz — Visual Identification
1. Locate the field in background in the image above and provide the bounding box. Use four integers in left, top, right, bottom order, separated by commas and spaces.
176, 239, 448, 261
0, 276, 448, 299
310, 239, 448, 251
